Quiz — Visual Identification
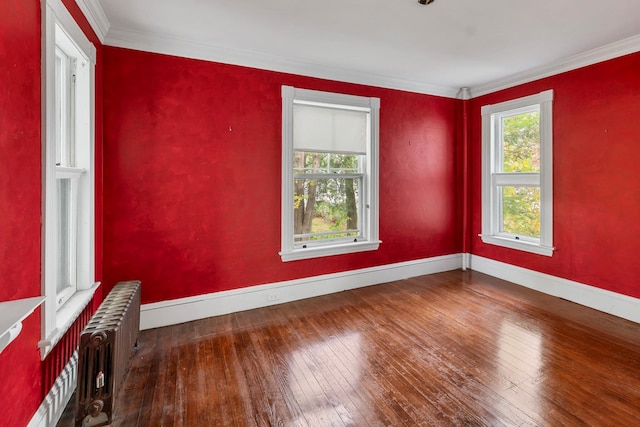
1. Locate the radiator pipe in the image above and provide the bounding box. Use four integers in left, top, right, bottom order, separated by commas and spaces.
457, 87, 471, 270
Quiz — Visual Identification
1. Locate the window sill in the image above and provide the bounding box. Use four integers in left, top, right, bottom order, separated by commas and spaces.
480, 234, 554, 257
280, 240, 382, 262
0, 297, 46, 354
39, 282, 100, 359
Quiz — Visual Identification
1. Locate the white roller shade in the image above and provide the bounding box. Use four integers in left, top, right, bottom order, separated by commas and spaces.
293, 103, 368, 154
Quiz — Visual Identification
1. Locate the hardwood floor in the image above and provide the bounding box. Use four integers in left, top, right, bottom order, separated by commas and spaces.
59, 270, 640, 426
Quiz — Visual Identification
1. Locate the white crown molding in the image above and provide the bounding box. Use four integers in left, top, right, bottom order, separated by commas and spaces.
69, 2, 640, 100
470, 255, 640, 324
471, 34, 640, 97
74, 0, 110, 43
103, 26, 460, 99
140, 254, 463, 330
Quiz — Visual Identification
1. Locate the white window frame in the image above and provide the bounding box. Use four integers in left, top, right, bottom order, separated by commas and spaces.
40, 0, 99, 359
280, 86, 381, 262
480, 89, 554, 256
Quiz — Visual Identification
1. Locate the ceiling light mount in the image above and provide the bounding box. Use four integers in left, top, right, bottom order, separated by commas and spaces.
418, 0, 435, 4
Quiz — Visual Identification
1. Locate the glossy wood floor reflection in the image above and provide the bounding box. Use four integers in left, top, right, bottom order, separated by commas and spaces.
59, 270, 640, 426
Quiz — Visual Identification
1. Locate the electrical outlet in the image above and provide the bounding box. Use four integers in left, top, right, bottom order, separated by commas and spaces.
267, 293, 279, 302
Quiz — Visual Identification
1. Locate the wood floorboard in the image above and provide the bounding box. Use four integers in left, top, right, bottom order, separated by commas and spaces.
284, 306, 393, 427
369, 283, 530, 426
315, 295, 465, 426
357, 282, 502, 424
266, 320, 345, 426
58, 270, 640, 426
400, 285, 545, 424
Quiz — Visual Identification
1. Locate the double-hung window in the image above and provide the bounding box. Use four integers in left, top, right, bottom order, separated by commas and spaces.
280, 86, 381, 261
54, 40, 83, 308
41, 0, 98, 358
480, 90, 554, 256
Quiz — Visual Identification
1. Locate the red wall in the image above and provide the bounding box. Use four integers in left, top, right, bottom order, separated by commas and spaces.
0, 1, 103, 425
0, 0, 41, 303
468, 52, 640, 299
0, 2, 46, 424
102, 47, 461, 303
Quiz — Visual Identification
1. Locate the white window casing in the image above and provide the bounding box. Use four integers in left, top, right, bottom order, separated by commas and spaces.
41, 0, 99, 359
480, 90, 554, 256
280, 86, 381, 262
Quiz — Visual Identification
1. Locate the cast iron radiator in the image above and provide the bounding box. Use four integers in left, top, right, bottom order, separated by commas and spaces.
75, 280, 141, 427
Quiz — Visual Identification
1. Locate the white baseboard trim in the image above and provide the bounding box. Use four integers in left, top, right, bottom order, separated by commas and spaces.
461, 252, 471, 270
141, 254, 462, 330
141, 252, 640, 330
470, 255, 640, 324
25, 253, 638, 426
28, 351, 78, 427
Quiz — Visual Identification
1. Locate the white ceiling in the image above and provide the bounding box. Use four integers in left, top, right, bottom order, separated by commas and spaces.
86, 0, 640, 97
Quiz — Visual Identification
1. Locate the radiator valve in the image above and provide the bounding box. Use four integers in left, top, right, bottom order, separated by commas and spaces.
96, 371, 105, 389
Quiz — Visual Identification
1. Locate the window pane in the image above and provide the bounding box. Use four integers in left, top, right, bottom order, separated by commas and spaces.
56, 179, 73, 293
55, 48, 75, 168
500, 186, 540, 238
293, 177, 361, 242
293, 151, 360, 174
502, 110, 540, 173
55, 52, 63, 166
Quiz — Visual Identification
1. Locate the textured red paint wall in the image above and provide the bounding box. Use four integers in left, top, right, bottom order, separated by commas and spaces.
0, 0, 41, 303
102, 47, 461, 303
0, 1, 46, 424
0, 1, 103, 425
468, 52, 640, 298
